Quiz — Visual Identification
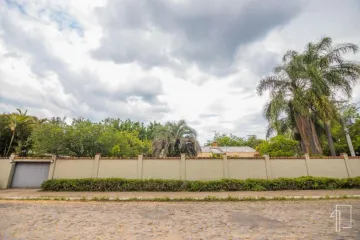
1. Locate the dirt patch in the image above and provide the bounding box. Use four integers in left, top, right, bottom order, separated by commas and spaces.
229, 212, 286, 229
139, 208, 171, 220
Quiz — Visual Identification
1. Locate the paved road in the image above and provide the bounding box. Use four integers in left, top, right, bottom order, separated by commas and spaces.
0, 200, 359, 240
1, 189, 360, 199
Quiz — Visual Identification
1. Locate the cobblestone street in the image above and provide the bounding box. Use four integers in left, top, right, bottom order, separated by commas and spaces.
0, 199, 359, 239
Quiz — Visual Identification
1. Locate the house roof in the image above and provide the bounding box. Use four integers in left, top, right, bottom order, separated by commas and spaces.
200, 146, 256, 153
210, 148, 223, 154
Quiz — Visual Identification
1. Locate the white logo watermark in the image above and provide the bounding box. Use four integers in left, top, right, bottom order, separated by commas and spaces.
330, 205, 352, 232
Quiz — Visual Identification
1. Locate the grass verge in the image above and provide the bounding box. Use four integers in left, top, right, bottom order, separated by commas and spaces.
0, 195, 359, 202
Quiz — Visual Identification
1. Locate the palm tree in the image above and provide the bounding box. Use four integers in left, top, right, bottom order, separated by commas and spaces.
146, 121, 162, 140
152, 120, 201, 157
259, 37, 360, 156
300, 37, 360, 155
5, 109, 33, 157
258, 53, 323, 155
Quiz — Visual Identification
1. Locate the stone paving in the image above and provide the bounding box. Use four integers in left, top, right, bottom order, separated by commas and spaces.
1, 189, 360, 199
0, 199, 359, 240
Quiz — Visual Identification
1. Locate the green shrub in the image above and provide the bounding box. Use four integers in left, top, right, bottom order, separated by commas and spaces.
257, 135, 299, 157
41, 176, 360, 192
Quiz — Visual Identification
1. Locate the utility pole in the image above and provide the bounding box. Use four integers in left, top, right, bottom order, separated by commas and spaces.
335, 101, 358, 157
342, 118, 356, 157
340, 102, 359, 157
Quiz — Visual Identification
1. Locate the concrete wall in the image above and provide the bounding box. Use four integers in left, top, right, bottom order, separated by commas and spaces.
228, 159, 267, 179
307, 158, 349, 178
98, 160, 137, 178
270, 159, 308, 178
186, 159, 223, 180
53, 159, 94, 179
346, 159, 360, 177
143, 159, 181, 179
0, 159, 13, 189
2, 154, 360, 188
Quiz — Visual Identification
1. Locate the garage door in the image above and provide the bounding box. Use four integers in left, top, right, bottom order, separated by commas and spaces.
11, 162, 50, 188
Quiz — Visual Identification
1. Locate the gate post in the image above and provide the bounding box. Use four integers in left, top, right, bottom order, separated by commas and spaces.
264, 155, 272, 179
137, 155, 143, 179
6, 154, 16, 188
223, 154, 228, 179
92, 154, 101, 178
304, 153, 311, 176
342, 153, 351, 178
180, 153, 186, 180
48, 155, 57, 179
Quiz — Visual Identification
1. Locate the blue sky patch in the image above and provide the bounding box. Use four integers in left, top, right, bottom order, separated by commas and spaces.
5, 0, 26, 15
48, 9, 84, 37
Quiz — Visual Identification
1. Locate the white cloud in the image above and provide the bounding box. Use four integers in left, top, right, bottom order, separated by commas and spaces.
1, 0, 360, 145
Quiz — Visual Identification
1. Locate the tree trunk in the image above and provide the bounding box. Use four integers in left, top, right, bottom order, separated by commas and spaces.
3, 142, 7, 157
324, 121, 336, 156
295, 114, 311, 154
306, 118, 317, 154
294, 114, 323, 155
300, 139, 306, 154
309, 119, 323, 155
6, 130, 15, 157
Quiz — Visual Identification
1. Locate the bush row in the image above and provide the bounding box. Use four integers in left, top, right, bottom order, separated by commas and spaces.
41, 176, 360, 192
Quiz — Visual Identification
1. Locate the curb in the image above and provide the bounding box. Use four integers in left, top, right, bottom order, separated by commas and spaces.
1, 195, 360, 202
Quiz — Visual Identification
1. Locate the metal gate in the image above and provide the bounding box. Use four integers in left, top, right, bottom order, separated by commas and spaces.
11, 162, 50, 188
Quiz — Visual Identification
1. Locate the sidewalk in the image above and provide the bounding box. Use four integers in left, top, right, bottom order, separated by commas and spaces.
1, 189, 360, 200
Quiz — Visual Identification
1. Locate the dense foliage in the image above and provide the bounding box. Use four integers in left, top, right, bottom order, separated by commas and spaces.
41, 177, 360, 192
331, 119, 360, 156
0, 113, 202, 157
257, 135, 300, 157
1, 109, 359, 157
205, 133, 264, 149
152, 120, 201, 157
0, 109, 38, 157
28, 117, 155, 157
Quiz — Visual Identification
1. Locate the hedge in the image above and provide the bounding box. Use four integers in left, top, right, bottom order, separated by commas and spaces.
41, 176, 360, 192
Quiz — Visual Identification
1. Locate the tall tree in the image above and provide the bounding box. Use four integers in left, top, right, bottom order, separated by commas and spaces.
205, 133, 264, 149
152, 120, 201, 157
205, 133, 245, 147
245, 135, 265, 149
29, 117, 68, 156
5, 109, 33, 157
258, 37, 360, 156
300, 37, 360, 155
64, 118, 103, 157
258, 54, 323, 155
257, 135, 300, 157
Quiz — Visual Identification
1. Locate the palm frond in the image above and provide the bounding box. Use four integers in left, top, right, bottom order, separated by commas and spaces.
257, 76, 289, 96
282, 50, 299, 63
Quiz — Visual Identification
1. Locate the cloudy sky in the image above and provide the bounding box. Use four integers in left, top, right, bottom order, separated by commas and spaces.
1, 0, 360, 144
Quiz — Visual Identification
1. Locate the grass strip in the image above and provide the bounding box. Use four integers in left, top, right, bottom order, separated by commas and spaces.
1, 195, 359, 202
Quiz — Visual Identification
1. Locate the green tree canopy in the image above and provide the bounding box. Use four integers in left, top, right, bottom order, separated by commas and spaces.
98, 129, 151, 157
0, 109, 35, 157
29, 117, 68, 156
29, 117, 156, 157
152, 120, 201, 157
205, 133, 265, 149
257, 135, 300, 157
